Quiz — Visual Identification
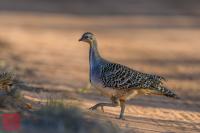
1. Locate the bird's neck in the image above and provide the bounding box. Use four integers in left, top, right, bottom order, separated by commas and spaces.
89, 40, 102, 63
89, 40, 104, 83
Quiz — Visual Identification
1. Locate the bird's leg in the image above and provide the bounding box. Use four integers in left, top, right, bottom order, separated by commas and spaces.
119, 99, 126, 120
89, 102, 119, 111
89, 96, 119, 111
100, 106, 104, 112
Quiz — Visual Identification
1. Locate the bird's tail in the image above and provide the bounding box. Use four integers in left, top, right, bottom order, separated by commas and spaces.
155, 86, 180, 99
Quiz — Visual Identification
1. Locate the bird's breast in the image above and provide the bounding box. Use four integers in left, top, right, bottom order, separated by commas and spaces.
90, 69, 116, 97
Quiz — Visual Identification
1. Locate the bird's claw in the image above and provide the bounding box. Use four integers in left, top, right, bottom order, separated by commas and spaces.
89, 105, 104, 112
89, 106, 97, 111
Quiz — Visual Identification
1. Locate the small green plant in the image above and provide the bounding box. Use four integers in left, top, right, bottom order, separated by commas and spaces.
78, 87, 90, 93
77, 83, 92, 94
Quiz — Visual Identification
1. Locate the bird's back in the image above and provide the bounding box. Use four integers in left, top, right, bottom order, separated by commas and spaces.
100, 62, 165, 90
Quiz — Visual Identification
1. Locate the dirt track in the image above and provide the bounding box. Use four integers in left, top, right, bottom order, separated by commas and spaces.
0, 0, 200, 132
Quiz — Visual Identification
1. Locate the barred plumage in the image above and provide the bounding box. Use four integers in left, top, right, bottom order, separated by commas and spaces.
156, 86, 179, 99
0, 72, 14, 94
79, 32, 179, 119
101, 63, 165, 89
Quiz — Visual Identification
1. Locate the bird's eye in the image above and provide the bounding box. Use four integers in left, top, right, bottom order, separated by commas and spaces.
85, 36, 89, 39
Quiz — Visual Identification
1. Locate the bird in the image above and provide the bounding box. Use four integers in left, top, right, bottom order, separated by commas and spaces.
0, 72, 14, 95
0, 72, 33, 110
79, 32, 179, 119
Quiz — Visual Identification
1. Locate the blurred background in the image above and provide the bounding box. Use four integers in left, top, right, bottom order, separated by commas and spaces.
0, 0, 200, 132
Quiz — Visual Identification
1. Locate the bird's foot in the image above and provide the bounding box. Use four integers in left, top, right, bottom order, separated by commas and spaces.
89, 105, 98, 111
89, 105, 104, 112
117, 116, 125, 120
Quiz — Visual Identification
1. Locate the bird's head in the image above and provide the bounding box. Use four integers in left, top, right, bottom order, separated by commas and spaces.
78, 32, 96, 44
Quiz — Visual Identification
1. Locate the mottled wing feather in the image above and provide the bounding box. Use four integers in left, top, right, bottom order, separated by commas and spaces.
0, 72, 14, 92
100, 63, 166, 90
0, 72, 13, 85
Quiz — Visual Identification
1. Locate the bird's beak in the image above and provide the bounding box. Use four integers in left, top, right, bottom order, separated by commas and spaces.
78, 38, 83, 42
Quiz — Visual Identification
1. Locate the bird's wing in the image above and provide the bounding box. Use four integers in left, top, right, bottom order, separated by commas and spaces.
0, 72, 14, 93
100, 63, 166, 90
0, 72, 13, 85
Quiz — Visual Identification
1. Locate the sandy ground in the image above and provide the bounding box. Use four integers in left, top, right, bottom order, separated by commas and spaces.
0, 1, 200, 132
